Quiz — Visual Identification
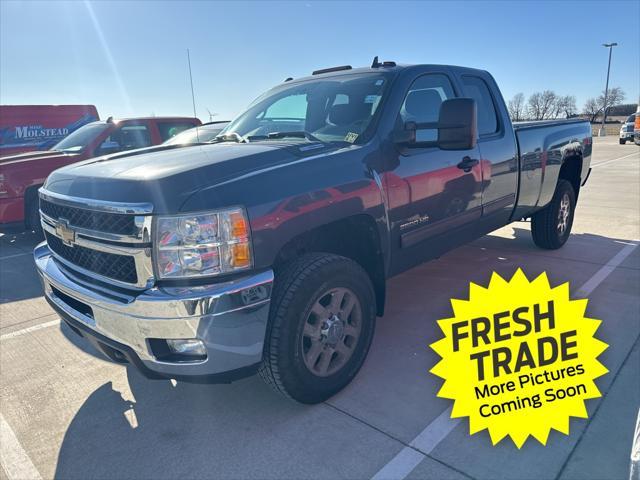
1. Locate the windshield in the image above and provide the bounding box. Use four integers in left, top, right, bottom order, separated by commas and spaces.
221, 73, 390, 144
627, 114, 636, 123
52, 123, 110, 152
163, 124, 229, 145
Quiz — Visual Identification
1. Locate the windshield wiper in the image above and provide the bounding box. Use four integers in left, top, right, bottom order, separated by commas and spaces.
212, 132, 248, 144
265, 131, 324, 143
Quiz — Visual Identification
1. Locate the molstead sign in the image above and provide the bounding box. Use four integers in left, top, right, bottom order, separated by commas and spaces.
15, 125, 69, 139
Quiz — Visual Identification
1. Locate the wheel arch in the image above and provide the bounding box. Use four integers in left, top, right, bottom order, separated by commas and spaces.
559, 152, 583, 201
273, 214, 386, 316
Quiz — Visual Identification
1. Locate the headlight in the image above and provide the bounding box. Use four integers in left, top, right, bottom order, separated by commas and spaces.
154, 208, 252, 279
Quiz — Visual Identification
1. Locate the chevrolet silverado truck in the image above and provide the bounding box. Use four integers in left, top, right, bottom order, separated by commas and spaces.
34, 60, 592, 403
0, 116, 200, 231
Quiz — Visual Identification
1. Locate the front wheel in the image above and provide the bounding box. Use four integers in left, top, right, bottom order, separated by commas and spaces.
620, 138, 626, 144
531, 179, 576, 250
259, 253, 376, 404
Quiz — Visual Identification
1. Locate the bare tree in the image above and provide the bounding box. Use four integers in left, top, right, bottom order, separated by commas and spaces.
556, 95, 577, 118
583, 87, 625, 122
527, 92, 543, 120
539, 90, 558, 119
528, 90, 558, 120
583, 97, 600, 122
598, 87, 625, 118
508, 93, 526, 121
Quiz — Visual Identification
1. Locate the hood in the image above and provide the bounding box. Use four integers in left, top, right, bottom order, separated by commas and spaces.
43, 142, 336, 214
0, 149, 78, 165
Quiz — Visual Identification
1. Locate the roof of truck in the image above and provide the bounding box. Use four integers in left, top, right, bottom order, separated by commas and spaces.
105, 116, 200, 123
285, 61, 489, 85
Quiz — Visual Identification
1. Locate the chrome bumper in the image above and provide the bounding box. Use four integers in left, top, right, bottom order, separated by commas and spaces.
34, 242, 273, 381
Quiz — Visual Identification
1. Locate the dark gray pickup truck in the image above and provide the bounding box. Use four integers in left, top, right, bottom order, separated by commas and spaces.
34, 60, 592, 403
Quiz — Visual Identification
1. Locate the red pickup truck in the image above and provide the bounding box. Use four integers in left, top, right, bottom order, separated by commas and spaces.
0, 116, 200, 230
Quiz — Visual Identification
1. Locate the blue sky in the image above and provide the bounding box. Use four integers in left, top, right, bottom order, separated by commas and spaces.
1, 1, 638, 121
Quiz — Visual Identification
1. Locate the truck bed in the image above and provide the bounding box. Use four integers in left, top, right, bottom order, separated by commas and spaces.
511, 119, 592, 221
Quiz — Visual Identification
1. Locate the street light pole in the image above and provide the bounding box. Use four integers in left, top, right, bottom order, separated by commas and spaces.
599, 42, 618, 137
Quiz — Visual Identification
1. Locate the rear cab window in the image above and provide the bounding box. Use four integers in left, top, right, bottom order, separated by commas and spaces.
460, 75, 499, 137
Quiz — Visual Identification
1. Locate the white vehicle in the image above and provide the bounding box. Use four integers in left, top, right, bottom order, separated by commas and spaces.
619, 113, 636, 144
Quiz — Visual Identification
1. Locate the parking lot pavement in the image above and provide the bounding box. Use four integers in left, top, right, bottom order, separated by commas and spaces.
0, 137, 638, 480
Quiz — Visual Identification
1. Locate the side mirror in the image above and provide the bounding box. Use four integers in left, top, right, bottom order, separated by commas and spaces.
392, 121, 417, 145
437, 98, 477, 150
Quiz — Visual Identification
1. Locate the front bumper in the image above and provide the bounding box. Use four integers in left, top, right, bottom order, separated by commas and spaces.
34, 242, 274, 382
620, 131, 634, 140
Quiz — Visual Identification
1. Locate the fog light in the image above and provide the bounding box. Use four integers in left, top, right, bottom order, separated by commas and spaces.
166, 339, 207, 356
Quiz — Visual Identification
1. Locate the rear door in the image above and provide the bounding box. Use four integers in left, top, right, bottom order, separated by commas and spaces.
457, 72, 518, 224
384, 69, 484, 271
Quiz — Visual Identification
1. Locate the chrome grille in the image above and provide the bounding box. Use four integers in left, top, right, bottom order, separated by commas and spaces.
45, 232, 138, 283
39, 189, 154, 289
40, 199, 136, 235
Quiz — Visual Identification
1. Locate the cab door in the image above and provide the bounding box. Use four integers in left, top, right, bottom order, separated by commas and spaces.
458, 73, 518, 225
383, 71, 484, 274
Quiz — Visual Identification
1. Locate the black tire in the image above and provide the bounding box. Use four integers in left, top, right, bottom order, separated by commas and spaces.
531, 179, 576, 250
259, 253, 376, 404
25, 190, 43, 236
620, 138, 626, 144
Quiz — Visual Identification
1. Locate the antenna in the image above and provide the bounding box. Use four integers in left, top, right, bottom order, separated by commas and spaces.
187, 49, 199, 142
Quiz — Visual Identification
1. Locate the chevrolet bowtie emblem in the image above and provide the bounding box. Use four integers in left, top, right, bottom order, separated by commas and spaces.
55, 219, 76, 246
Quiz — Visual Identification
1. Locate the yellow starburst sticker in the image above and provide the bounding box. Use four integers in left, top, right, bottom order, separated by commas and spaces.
430, 269, 609, 448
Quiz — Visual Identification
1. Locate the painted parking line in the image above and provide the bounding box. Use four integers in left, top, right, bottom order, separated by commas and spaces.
591, 151, 640, 169
0, 414, 42, 480
371, 446, 425, 480
370, 241, 639, 480
0, 319, 60, 341
575, 242, 638, 297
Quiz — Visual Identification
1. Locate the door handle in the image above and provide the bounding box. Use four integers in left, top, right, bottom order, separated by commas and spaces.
457, 156, 479, 173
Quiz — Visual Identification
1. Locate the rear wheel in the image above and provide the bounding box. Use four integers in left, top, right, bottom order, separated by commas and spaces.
259, 253, 376, 404
531, 179, 576, 250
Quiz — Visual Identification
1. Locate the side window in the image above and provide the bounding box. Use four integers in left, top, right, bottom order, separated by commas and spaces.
98, 124, 151, 155
399, 74, 455, 142
157, 122, 196, 141
461, 76, 498, 136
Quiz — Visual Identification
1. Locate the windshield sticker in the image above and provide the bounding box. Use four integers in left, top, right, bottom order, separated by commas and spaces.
375, 79, 384, 86
345, 132, 359, 143
364, 95, 379, 104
